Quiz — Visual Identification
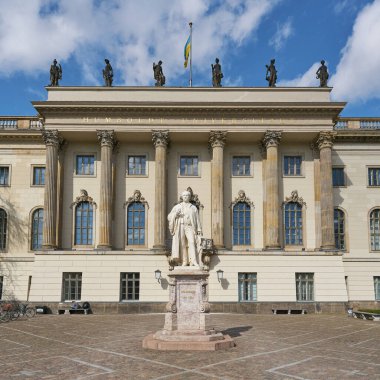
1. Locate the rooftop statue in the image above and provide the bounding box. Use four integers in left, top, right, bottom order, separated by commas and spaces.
49, 59, 62, 86
265, 59, 277, 87
103, 59, 113, 87
211, 58, 223, 87
153, 60, 165, 86
316, 60, 329, 87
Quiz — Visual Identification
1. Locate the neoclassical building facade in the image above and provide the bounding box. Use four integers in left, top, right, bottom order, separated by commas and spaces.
0, 86, 379, 312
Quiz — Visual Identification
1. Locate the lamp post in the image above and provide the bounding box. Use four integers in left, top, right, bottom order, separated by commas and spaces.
216, 269, 224, 283
154, 269, 162, 283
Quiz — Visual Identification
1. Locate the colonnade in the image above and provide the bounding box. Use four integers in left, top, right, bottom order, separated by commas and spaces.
41, 129, 336, 251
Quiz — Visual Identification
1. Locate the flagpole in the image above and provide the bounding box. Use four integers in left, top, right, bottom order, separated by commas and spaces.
189, 22, 193, 87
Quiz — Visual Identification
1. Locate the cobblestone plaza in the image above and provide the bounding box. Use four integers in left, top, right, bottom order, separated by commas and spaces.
0, 313, 379, 379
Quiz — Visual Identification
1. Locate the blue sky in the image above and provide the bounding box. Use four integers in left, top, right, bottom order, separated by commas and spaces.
0, 0, 379, 117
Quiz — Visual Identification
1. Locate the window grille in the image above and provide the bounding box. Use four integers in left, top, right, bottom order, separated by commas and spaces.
284, 202, 303, 245
33, 167, 45, 185
180, 156, 198, 176
75, 202, 93, 245
284, 156, 302, 176
296, 273, 314, 301
62, 273, 82, 301
128, 155, 146, 175
370, 209, 380, 251
31, 208, 44, 250
233, 202, 251, 245
232, 156, 250, 176
334, 209, 345, 250
238, 273, 257, 301
76, 155, 95, 175
120, 272, 140, 301
0, 208, 7, 250
127, 203, 145, 245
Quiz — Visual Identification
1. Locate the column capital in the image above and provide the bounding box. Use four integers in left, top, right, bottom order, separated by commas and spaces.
152, 130, 170, 148
315, 131, 336, 150
41, 129, 64, 148
262, 130, 282, 149
97, 130, 117, 148
209, 130, 227, 148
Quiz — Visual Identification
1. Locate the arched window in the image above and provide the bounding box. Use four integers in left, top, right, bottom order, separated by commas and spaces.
75, 202, 93, 245
284, 202, 303, 245
0, 208, 7, 250
233, 202, 251, 245
334, 208, 345, 250
370, 208, 380, 251
31, 208, 44, 250
127, 202, 145, 245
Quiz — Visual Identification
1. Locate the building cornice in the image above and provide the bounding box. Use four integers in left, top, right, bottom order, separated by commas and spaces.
0, 130, 43, 141
335, 130, 380, 143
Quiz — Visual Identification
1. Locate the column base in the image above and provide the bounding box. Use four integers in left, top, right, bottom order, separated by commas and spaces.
96, 245, 112, 251
153, 245, 168, 252
320, 245, 336, 251
264, 246, 282, 250
42, 244, 57, 250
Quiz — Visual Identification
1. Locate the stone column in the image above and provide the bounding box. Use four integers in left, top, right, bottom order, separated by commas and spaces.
316, 131, 335, 250
152, 130, 170, 250
262, 131, 282, 249
42, 130, 63, 250
209, 131, 227, 249
311, 144, 321, 249
97, 130, 116, 250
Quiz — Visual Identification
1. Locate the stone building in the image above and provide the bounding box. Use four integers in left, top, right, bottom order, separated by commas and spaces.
0, 86, 379, 313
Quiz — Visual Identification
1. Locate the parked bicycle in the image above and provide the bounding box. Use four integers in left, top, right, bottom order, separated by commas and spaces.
10, 302, 36, 320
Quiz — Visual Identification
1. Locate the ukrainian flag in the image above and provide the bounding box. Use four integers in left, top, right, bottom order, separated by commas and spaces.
184, 35, 191, 68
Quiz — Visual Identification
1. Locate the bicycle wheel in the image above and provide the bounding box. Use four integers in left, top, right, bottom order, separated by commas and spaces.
25, 307, 36, 318
10, 310, 20, 320
0, 311, 10, 322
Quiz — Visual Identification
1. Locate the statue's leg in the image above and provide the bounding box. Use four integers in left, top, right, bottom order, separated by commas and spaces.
179, 225, 188, 265
185, 227, 198, 266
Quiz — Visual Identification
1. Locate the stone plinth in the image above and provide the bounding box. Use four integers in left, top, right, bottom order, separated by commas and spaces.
143, 268, 234, 351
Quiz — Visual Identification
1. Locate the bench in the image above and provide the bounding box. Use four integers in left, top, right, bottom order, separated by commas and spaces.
352, 311, 380, 321
272, 309, 307, 315
58, 308, 90, 315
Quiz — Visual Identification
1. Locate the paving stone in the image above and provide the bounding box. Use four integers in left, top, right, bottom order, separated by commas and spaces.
0, 314, 379, 379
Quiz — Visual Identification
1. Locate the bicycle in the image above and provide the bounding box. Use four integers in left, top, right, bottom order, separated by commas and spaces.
9, 302, 36, 320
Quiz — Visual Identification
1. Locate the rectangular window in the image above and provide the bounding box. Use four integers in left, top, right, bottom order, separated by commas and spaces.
296, 273, 314, 302
32, 166, 45, 186
332, 167, 345, 187
0, 276, 3, 300
238, 273, 257, 301
368, 168, 380, 186
0, 166, 9, 186
284, 156, 302, 176
62, 272, 82, 301
232, 156, 250, 176
128, 155, 146, 176
180, 156, 198, 176
120, 272, 140, 301
375, 277, 380, 300
76, 155, 95, 175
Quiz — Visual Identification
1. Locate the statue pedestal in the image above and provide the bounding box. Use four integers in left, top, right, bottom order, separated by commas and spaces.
143, 268, 234, 351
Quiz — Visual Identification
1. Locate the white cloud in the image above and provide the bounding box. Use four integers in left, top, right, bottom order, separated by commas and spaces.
269, 19, 293, 51
331, 0, 380, 102
0, 0, 280, 86
278, 62, 320, 87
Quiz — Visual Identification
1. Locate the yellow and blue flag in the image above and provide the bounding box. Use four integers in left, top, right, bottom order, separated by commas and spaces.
184, 35, 191, 68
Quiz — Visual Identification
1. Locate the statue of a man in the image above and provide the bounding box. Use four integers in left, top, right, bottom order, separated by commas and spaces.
316, 60, 329, 87
49, 59, 62, 86
211, 58, 223, 87
153, 60, 165, 86
168, 190, 203, 267
103, 59, 113, 87
265, 59, 277, 87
